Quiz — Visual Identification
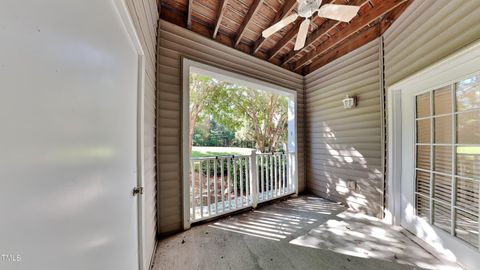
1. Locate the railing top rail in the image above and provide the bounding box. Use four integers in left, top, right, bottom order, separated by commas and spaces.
257, 152, 286, 156
190, 151, 289, 161
190, 154, 251, 161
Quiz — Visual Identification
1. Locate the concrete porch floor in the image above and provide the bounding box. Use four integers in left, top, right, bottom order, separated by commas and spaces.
152, 196, 462, 270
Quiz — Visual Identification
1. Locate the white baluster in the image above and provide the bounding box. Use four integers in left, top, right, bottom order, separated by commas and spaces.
233, 157, 237, 208
274, 154, 277, 197
282, 154, 285, 194
228, 158, 231, 210
246, 157, 249, 205
214, 158, 218, 215
191, 160, 195, 221
206, 160, 211, 216
221, 158, 225, 212
270, 154, 274, 199
278, 154, 281, 195
260, 155, 264, 201
250, 150, 258, 208
199, 160, 203, 218
239, 157, 244, 206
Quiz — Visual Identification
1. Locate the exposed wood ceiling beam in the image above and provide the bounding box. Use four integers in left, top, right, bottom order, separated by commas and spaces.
267, 20, 301, 60
281, 0, 369, 65
159, 5, 281, 65
253, 0, 297, 54
304, 0, 412, 74
267, 0, 340, 61
213, 0, 228, 39
292, 0, 407, 71
379, 0, 412, 35
186, 0, 193, 29
305, 22, 380, 74
234, 0, 264, 47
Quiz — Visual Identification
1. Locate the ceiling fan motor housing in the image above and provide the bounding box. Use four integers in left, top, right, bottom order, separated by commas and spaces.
297, 0, 322, 18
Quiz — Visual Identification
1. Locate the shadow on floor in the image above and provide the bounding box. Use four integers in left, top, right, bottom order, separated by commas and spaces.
153, 196, 462, 270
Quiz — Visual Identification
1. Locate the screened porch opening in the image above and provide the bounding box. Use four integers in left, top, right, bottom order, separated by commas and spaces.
182, 59, 298, 228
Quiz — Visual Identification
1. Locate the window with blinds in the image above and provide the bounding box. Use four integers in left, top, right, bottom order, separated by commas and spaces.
415, 73, 480, 250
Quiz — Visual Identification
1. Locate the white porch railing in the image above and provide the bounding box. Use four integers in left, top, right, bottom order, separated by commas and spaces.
189, 150, 296, 223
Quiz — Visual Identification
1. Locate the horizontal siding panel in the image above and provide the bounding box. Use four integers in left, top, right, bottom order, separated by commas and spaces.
309, 171, 382, 187
305, 38, 383, 217
306, 112, 380, 126
308, 127, 382, 140
306, 74, 379, 100
306, 63, 379, 96
306, 40, 379, 83
309, 161, 382, 172
306, 136, 382, 144
307, 105, 380, 122
158, 82, 181, 93
384, 0, 480, 87
158, 73, 179, 85
308, 120, 380, 133
306, 152, 382, 163
307, 83, 380, 105
157, 109, 180, 120
307, 98, 380, 116
157, 20, 305, 234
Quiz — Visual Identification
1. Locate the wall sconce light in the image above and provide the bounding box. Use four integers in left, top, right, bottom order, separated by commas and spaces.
342, 94, 356, 109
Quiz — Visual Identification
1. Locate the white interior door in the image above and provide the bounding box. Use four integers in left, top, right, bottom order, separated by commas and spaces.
391, 42, 480, 270
0, 1, 141, 269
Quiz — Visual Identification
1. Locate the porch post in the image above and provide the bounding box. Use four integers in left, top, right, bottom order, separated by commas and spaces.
250, 149, 258, 208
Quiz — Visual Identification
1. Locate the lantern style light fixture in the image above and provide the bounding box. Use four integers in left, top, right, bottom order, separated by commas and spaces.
342, 94, 356, 109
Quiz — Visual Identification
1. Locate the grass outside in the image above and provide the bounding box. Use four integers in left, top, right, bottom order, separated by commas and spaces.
191, 146, 256, 158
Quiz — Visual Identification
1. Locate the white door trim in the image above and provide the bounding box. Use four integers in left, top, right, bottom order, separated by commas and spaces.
112, 1, 146, 269
387, 39, 480, 270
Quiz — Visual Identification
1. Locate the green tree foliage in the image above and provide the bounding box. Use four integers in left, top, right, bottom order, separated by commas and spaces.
193, 118, 235, 147
189, 73, 225, 153
190, 72, 288, 153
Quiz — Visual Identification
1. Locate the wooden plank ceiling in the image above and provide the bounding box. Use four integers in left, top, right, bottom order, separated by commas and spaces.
159, 0, 412, 75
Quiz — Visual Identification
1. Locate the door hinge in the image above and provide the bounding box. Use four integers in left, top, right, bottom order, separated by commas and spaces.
133, 186, 144, 196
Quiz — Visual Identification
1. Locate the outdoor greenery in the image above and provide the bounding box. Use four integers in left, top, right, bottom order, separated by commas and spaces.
189, 72, 288, 154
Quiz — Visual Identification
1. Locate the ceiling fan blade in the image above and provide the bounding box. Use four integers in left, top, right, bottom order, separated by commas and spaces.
317, 4, 360, 22
294, 18, 310, 51
262, 13, 299, 38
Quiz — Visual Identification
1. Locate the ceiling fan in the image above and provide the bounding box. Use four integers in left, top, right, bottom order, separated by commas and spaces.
262, 0, 360, 51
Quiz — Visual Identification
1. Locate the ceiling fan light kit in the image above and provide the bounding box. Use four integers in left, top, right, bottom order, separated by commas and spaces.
262, 0, 360, 51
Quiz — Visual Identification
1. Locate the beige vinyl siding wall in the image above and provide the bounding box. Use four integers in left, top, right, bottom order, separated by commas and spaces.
157, 20, 305, 234
384, 0, 480, 87
304, 39, 384, 217
125, 0, 158, 267
383, 0, 480, 210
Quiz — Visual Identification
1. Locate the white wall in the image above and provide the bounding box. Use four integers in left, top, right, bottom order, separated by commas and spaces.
0, 1, 142, 269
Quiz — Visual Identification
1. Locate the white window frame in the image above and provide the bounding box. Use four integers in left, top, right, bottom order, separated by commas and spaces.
181, 58, 298, 230
387, 40, 480, 270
